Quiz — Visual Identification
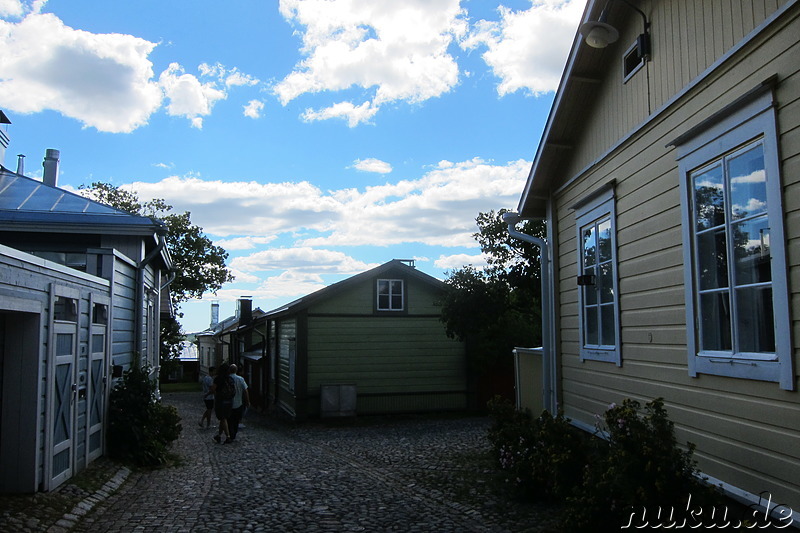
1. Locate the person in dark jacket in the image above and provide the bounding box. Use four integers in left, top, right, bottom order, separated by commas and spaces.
210, 363, 234, 444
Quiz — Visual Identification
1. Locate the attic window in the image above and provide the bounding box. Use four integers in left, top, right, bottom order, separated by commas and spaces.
377, 279, 404, 311
622, 38, 646, 82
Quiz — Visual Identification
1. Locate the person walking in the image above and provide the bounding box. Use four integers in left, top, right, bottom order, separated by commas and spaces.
211, 363, 235, 444
228, 364, 249, 442
199, 366, 216, 428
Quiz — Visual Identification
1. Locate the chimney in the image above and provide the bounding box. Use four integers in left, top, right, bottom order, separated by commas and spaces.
210, 300, 220, 328
42, 148, 60, 187
236, 296, 253, 327
16, 154, 24, 175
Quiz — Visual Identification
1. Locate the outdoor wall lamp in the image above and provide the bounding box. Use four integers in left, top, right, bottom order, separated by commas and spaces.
579, 0, 651, 59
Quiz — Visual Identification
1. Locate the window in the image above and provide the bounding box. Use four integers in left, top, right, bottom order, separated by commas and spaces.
377, 279, 404, 311
574, 184, 621, 365
673, 86, 793, 390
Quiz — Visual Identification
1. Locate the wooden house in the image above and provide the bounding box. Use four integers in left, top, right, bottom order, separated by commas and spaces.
511, 0, 800, 517
235, 260, 468, 420
0, 138, 172, 492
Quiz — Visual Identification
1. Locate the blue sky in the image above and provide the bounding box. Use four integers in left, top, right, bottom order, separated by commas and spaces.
0, 0, 585, 333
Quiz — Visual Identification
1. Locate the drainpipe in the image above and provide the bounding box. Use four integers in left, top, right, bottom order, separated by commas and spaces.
502, 212, 557, 414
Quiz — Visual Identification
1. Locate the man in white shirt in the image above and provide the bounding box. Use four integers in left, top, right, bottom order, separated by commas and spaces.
228, 364, 249, 441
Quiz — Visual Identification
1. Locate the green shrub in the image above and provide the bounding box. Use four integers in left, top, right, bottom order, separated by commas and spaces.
487, 396, 588, 501
107, 364, 183, 467
564, 398, 722, 530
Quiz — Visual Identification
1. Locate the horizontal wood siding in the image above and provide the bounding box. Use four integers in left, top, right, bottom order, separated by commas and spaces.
562, 0, 783, 182
305, 314, 466, 415
552, 4, 800, 508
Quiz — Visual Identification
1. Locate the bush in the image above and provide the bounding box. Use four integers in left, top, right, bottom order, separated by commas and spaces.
107, 364, 183, 467
564, 398, 722, 530
487, 397, 587, 501
487, 396, 724, 530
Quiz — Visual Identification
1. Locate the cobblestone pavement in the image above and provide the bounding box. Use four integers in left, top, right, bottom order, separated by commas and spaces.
9, 392, 559, 532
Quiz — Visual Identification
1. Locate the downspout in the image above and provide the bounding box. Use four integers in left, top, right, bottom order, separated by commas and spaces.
502, 212, 557, 414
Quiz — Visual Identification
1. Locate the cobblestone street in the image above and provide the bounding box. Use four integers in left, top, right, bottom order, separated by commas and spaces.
48, 392, 556, 532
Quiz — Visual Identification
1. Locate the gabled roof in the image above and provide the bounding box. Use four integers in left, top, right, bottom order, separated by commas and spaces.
262, 259, 443, 319
0, 169, 166, 235
518, 0, 629, 218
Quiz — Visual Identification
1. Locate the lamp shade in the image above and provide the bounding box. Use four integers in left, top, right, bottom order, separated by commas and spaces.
579, 21, 620, 48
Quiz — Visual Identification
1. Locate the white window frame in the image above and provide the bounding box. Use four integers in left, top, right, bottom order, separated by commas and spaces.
574, 183, 621, 365
674, 87, 794, 390
376, 279, 404, 311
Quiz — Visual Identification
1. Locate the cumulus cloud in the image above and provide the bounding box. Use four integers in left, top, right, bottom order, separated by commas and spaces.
301, 101, 378, 127
461, 0, 583, 96
230, 247, 377, 274
0, 0, 24, 17
275, 0, 467, 122
434, 253, 489, 271
243, 99, 265, 119
353, 158, 392, 174
125, 157, 529, 248
0, 12, 163, 132
215, 235, 278, 250
159, 63, 226, 128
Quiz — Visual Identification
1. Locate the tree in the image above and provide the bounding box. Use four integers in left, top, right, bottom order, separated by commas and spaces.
439, 209, 545, 373
79, 182, 234, 376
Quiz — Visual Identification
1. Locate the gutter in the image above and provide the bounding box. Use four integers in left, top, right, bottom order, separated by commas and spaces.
503, 212, 557, 414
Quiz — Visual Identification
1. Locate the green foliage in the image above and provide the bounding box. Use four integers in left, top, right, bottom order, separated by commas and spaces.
487, 397, 587, 501
159, 318, 185, 381
439, 210, 545, 371
565, 398, 721, 529
107, 365, 182, 467
487, 397, 724, 530
78, 182, 234, 306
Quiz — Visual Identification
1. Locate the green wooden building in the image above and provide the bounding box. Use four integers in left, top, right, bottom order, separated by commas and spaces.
236, 260, 468, 420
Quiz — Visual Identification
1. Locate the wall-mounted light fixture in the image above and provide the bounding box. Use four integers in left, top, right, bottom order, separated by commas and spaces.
579, 0, 650, 60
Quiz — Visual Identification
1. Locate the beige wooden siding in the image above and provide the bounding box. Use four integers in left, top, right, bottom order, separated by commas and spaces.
551, 4, 800, 508
561, 0, 785, 182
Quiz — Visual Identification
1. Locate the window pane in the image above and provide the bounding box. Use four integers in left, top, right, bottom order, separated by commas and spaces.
733, 216, 771, 285
694, 164, 725, 231
728, 144, 767, 221
598, 262, 614, 303
699, 292, 732, 351
598, 219, 612, 262
584, 307, 598, 346
601, 304, 615, 346
378, 281, 389, 295
583, 226, 596, 267
697, 228, 728, 290
378, 294, 389, 309
736, 286, 775, 353
391, 295, 402, 310
584, 265, 597, 305
390, 280, 402, 295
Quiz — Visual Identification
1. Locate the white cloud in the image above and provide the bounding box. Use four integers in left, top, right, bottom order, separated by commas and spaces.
230, 247, 377, 274
199, 62, 260, 87
159, 63, 226, 128
0, 12, 163, 132
434, 253, 488, 271
301, 101, 378, 127
274, 0, 467, 122
461, 0, 584, 96
0, 0, 24, 17
243, 99, 265, 119
216, 236, 278, 250
353, 158, 392, 174
125, 157, 529, 247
